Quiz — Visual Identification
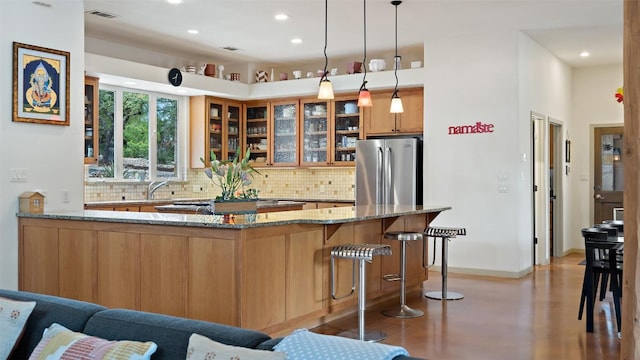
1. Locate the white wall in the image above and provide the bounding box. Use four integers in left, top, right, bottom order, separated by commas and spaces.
569, 65, 624, 250
424, 31, 574, 277
0, 0, 85, 290
424, 30, 528, 276
518, 33, 572, 261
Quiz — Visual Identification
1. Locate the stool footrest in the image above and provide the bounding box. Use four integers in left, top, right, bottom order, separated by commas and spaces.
383, 274, 401, 282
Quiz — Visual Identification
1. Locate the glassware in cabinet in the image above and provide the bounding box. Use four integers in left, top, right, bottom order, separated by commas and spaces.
207, 101, 224, 162
244, 103, 269, 166
272, 101, 298, 165
226, 102, 241, 159
84, 76, 99, 164
332, 98, 361, 164
301, 99, 330, 165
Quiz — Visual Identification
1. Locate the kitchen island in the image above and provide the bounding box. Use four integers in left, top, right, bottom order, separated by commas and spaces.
17, 204, 450, 336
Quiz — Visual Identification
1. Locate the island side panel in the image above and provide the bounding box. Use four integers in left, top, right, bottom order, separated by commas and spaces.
19, 219, 59, 296
188, 234, 238, 326
239, 224, 326, 334
239, 228, 287, 330
97, 232, 141, 310
58, 228, 98, 303
286, 227, 324, 320
140, 233, 189, 318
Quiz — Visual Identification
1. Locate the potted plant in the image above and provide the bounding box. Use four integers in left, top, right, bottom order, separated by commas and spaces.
201, 148, 261, 215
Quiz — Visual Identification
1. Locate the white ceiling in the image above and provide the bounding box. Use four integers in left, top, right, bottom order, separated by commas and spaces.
83, 0, 623, 70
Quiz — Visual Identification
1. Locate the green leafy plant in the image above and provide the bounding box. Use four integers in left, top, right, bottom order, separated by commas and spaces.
201, 148, 260, 200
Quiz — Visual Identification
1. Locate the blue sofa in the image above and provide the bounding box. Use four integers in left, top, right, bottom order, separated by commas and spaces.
1, 289, 423, 360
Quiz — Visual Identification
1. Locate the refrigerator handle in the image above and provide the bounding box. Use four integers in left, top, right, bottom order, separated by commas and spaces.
376, 147, 384, 204
385, 147, 392, 204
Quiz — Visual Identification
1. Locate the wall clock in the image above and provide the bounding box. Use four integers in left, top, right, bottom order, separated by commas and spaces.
168, 68, 182, 87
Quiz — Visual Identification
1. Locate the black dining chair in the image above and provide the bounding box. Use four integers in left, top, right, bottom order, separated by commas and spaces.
578, 227, 623, 333
603, 219, 624, 236
593, 223, 622, 300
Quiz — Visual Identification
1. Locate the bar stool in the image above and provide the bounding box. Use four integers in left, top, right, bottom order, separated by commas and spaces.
424, 226, 466, 300
330, 243, 392, 342
381, 231, 424, 318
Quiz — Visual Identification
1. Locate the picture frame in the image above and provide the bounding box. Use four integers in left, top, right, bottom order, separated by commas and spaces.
565, 139, 571, 163
12, 42, 70, 126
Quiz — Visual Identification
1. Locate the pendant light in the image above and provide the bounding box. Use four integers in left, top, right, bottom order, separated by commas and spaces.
357, 0, 372, 107
389, 0, 404, 113
318, 0, 334, 99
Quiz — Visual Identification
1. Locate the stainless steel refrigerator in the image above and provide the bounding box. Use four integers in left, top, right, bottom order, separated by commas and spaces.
355, 138, 423, 206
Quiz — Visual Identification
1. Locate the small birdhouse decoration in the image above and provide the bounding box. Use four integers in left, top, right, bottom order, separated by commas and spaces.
19, 191, 44, 214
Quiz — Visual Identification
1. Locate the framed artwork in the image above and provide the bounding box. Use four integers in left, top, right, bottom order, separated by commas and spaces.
12, 42, 70, 126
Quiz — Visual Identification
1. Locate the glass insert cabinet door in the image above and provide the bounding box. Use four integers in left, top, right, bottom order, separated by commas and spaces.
245, 104, 269, 165
301, 100, 329, 165
272, 101, 298, 165
226, 103, 241, 159
333, 99, 361, 164
208, 101, 223, 162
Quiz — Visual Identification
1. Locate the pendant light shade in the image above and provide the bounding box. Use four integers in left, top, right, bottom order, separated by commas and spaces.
318, 0, 334, 99
389, 0, 404, 113
318, 77, 334, 99
358, 86, 372, 107
358, 0, 372, 107
390, 92, 404, 113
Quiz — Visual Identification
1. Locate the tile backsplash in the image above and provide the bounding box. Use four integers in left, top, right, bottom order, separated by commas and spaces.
84, 167, 355, 202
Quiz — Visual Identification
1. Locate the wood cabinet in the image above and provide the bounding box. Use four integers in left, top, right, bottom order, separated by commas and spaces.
300, 98, 331, 166
331, 96, 362, 166
299, 95, 363, 167
190, 96, 244, 168
84, 76, 99, 164
244, 102, 270, 166
243, 95, 362, 168
364, 87, 423, 136
19, 211, 439, 334
271, 100, 299, 166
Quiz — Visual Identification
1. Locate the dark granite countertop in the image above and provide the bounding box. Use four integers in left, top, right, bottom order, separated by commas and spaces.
18, 205, 451, 229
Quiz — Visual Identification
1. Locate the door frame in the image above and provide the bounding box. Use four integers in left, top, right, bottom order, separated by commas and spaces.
531, 111, 550, 266
549, 118, 565, 257
591, 125, 624, 224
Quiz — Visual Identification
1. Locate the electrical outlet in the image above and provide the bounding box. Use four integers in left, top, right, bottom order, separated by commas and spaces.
319, 185, 325, 193
192, 185, 201, 193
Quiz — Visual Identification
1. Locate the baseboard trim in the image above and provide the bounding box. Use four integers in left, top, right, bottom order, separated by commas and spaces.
561, 248, 584, 256
428, 266, 533, 279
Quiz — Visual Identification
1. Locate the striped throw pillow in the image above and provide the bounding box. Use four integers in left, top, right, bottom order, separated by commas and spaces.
28, 323, 157, 360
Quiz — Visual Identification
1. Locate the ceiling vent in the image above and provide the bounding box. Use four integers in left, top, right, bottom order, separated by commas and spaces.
85, 10, 118, 19
32, 1, 52, 8
221, 46, 241, 52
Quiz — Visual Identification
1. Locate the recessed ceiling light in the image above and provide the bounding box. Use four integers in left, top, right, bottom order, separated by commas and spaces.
167, 0, 183, 4
177, 89, 188, 94
275, 13, 289, 21
580, 51, 590, 58
188, 29, 199, 34
291, 38, 303, 44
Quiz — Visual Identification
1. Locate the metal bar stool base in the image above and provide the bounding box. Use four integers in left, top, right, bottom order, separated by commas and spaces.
382, 304, 424, 318
425, 290, 464, 301
337, 329, 387, 343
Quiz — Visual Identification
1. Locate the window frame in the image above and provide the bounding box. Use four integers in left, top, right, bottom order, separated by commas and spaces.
92, 84, 188, 183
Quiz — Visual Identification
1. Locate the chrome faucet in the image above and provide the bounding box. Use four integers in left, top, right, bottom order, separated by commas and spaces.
147, 180, 169, 200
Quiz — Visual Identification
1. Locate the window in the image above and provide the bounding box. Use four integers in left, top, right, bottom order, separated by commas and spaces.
89, 86, 184, 181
